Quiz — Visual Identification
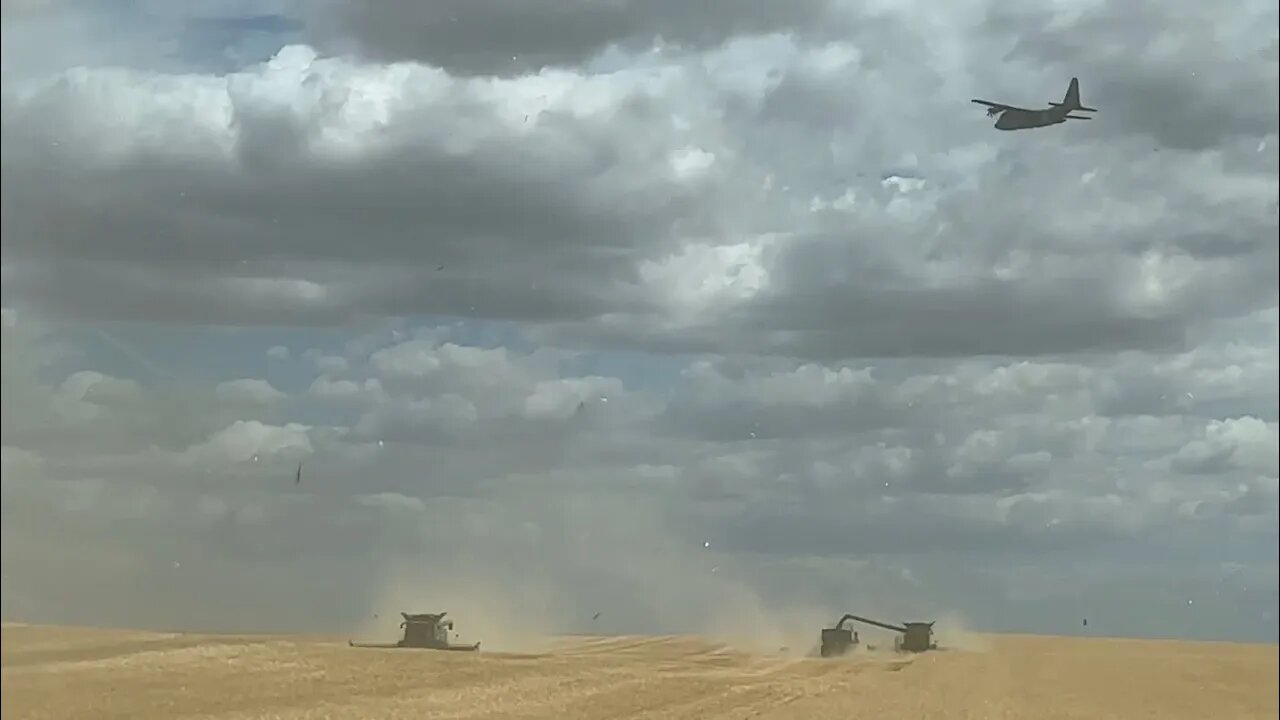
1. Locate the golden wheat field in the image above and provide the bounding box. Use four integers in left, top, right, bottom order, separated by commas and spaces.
2, 621, 1276, 720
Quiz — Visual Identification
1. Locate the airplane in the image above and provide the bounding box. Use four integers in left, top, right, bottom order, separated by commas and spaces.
971, 77, 1097, 131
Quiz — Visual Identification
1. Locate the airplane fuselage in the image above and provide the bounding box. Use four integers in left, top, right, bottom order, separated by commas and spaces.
993, 105, 1070, 131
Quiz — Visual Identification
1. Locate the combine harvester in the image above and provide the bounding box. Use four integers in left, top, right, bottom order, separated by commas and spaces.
819, 613, 938, 658
349, 612, 481, 652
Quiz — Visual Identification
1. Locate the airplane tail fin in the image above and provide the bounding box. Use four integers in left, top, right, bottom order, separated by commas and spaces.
1058, 77, 1098, 112
1063, 77, 1081, 109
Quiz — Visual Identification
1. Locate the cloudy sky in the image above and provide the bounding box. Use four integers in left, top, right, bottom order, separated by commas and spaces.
2, 0, 1276, 645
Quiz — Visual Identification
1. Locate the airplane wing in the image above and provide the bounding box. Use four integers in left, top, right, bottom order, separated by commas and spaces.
971, 99, 1035, 110
971, 99, 1031, 117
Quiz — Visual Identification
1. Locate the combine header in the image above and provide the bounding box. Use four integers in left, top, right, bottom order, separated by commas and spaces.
349, 612, 481, 652
819, 613, 937, 657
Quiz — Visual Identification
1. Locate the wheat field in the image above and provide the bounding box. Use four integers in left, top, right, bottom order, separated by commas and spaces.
2, 622, 1275, 719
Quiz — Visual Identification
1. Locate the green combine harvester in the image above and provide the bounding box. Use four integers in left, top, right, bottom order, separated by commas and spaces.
349, 611, 481, 652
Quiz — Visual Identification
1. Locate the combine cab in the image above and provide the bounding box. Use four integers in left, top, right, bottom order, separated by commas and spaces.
819, 614, 937, 657
349, 612, 481, 652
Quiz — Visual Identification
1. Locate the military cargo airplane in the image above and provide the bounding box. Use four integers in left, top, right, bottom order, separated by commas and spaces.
971, 77, 1097, 130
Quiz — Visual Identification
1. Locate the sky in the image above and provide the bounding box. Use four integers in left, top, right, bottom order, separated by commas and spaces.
1, 0, 1277, 646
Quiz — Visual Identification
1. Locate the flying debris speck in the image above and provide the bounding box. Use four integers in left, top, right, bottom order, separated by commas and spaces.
704, 541, 711, 548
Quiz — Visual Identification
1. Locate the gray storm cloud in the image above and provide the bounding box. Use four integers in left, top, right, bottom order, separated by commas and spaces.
1, 0, 1276, 643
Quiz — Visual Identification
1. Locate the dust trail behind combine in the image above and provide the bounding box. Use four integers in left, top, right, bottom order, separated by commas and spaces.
3, 624, 1276, 720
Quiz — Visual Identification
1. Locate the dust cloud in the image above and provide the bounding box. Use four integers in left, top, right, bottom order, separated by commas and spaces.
348, 484, 986, 660
931, 610, 990, 652
356, 563, 563, 654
